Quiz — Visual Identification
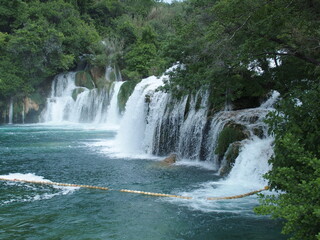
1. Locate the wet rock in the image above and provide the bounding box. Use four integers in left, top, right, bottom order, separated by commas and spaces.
72, 88, 86, 101
24, 97, 40, 113
161, 153, 178, 165
90, 66, 105, 82
215, 124, 246, 158
219, 141, 242, 176
75, 71, 95, 89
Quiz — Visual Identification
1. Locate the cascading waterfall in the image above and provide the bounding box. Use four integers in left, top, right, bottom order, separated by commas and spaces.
226, 136, 273, 187
8, 98, 13, 124
115, 70, 279, 183
41, 65, 279, 200
105, 82, 124, 127
115, 76, 164, 153
41, 72, 77, 123
105, 64, 122, 82
41, 72, 123, 124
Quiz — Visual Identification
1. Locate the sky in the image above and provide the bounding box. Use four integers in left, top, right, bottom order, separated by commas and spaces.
162, 0, 183, 3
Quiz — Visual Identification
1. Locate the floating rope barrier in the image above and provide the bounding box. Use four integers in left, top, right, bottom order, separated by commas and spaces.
0, 177, 268, 201
206, 186, 269, 200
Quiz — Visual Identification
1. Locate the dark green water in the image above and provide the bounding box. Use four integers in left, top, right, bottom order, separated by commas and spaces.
0, 125, 285, 240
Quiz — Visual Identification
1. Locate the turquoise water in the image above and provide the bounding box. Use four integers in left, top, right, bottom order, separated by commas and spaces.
0, 125, 286, 240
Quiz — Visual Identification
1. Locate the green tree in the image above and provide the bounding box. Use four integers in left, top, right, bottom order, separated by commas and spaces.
0, 33, 26, 98
123, 25, 165, 79
0, 0, 28, 33
0, 0, 100, 99
255, 84, 320, 240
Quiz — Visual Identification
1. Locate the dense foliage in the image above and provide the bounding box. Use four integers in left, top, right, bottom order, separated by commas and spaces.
1, 0, 319, 238
0, 0, 173, 100
255, 84, 320, 240
0, 0, 99, 99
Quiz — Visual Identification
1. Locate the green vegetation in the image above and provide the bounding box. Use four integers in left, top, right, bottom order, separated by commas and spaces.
0, 0, 319, 238
117, 79, 138, 113
255, 84, 320, 240
220, 141, 241, 176
215, 125, 245, 157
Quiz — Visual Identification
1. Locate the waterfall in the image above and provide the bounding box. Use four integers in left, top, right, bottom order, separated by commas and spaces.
225, 137, 273, 187
115, 69, 279, 175
8, 98, 13, 124
41, 72, 77, 123
41, 72, 119, 124
105, 82, 124, 127
115, 76, 164, 153
41, 65, 279, 189
105, 64, 122, 82
22, 103, 25, 124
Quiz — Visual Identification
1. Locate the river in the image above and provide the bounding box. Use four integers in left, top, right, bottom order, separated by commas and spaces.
0, 124, 285, 240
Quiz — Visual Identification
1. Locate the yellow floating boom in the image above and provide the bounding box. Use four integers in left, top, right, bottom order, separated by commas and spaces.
0, 177, 269, 201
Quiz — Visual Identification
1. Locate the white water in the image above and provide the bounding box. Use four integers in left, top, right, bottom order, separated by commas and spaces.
105, 82, 124, 127
105, 64, 122, 82
114, 72, 278, 166
41, 72, 123, 125
169, 137, 274, 212
115, 76, 164, 154
260, 90, 280, 109
8, 98, 13, 124
105, 70, 280, 211
41, 72, 77, 123
226, 137, 273, 187
0, 173, 78, 205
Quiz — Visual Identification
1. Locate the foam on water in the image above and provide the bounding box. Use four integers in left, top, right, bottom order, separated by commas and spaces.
166, 137, 273, 212
0, 173, 78, 205
174, 159, 217, 171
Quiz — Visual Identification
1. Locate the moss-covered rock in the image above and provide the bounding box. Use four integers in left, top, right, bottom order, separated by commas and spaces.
72, 88, 86, 101
117, 80, 138, 113
94, 77, 108, 89
253, 126, 265, 138
215, 124, 247, 157
90, 66, 105, 83
161, 153, 178, 165
219, 141, 242, 176
145, 94, 151, 103
195, 94, 202, 111
75, 71, 95, 89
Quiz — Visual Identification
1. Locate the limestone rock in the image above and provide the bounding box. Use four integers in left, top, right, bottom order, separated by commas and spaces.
24, 97, 39, 113
161, 153, 178, 165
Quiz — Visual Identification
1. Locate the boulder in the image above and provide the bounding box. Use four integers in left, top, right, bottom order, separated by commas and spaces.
72, 88, 86, 101
161, 153, 178, 165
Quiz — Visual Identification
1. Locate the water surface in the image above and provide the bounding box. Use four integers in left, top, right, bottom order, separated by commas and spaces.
0, 125, 285, 240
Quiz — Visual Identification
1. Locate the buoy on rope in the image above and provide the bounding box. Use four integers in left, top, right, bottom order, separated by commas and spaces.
0, 177, 269, 201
